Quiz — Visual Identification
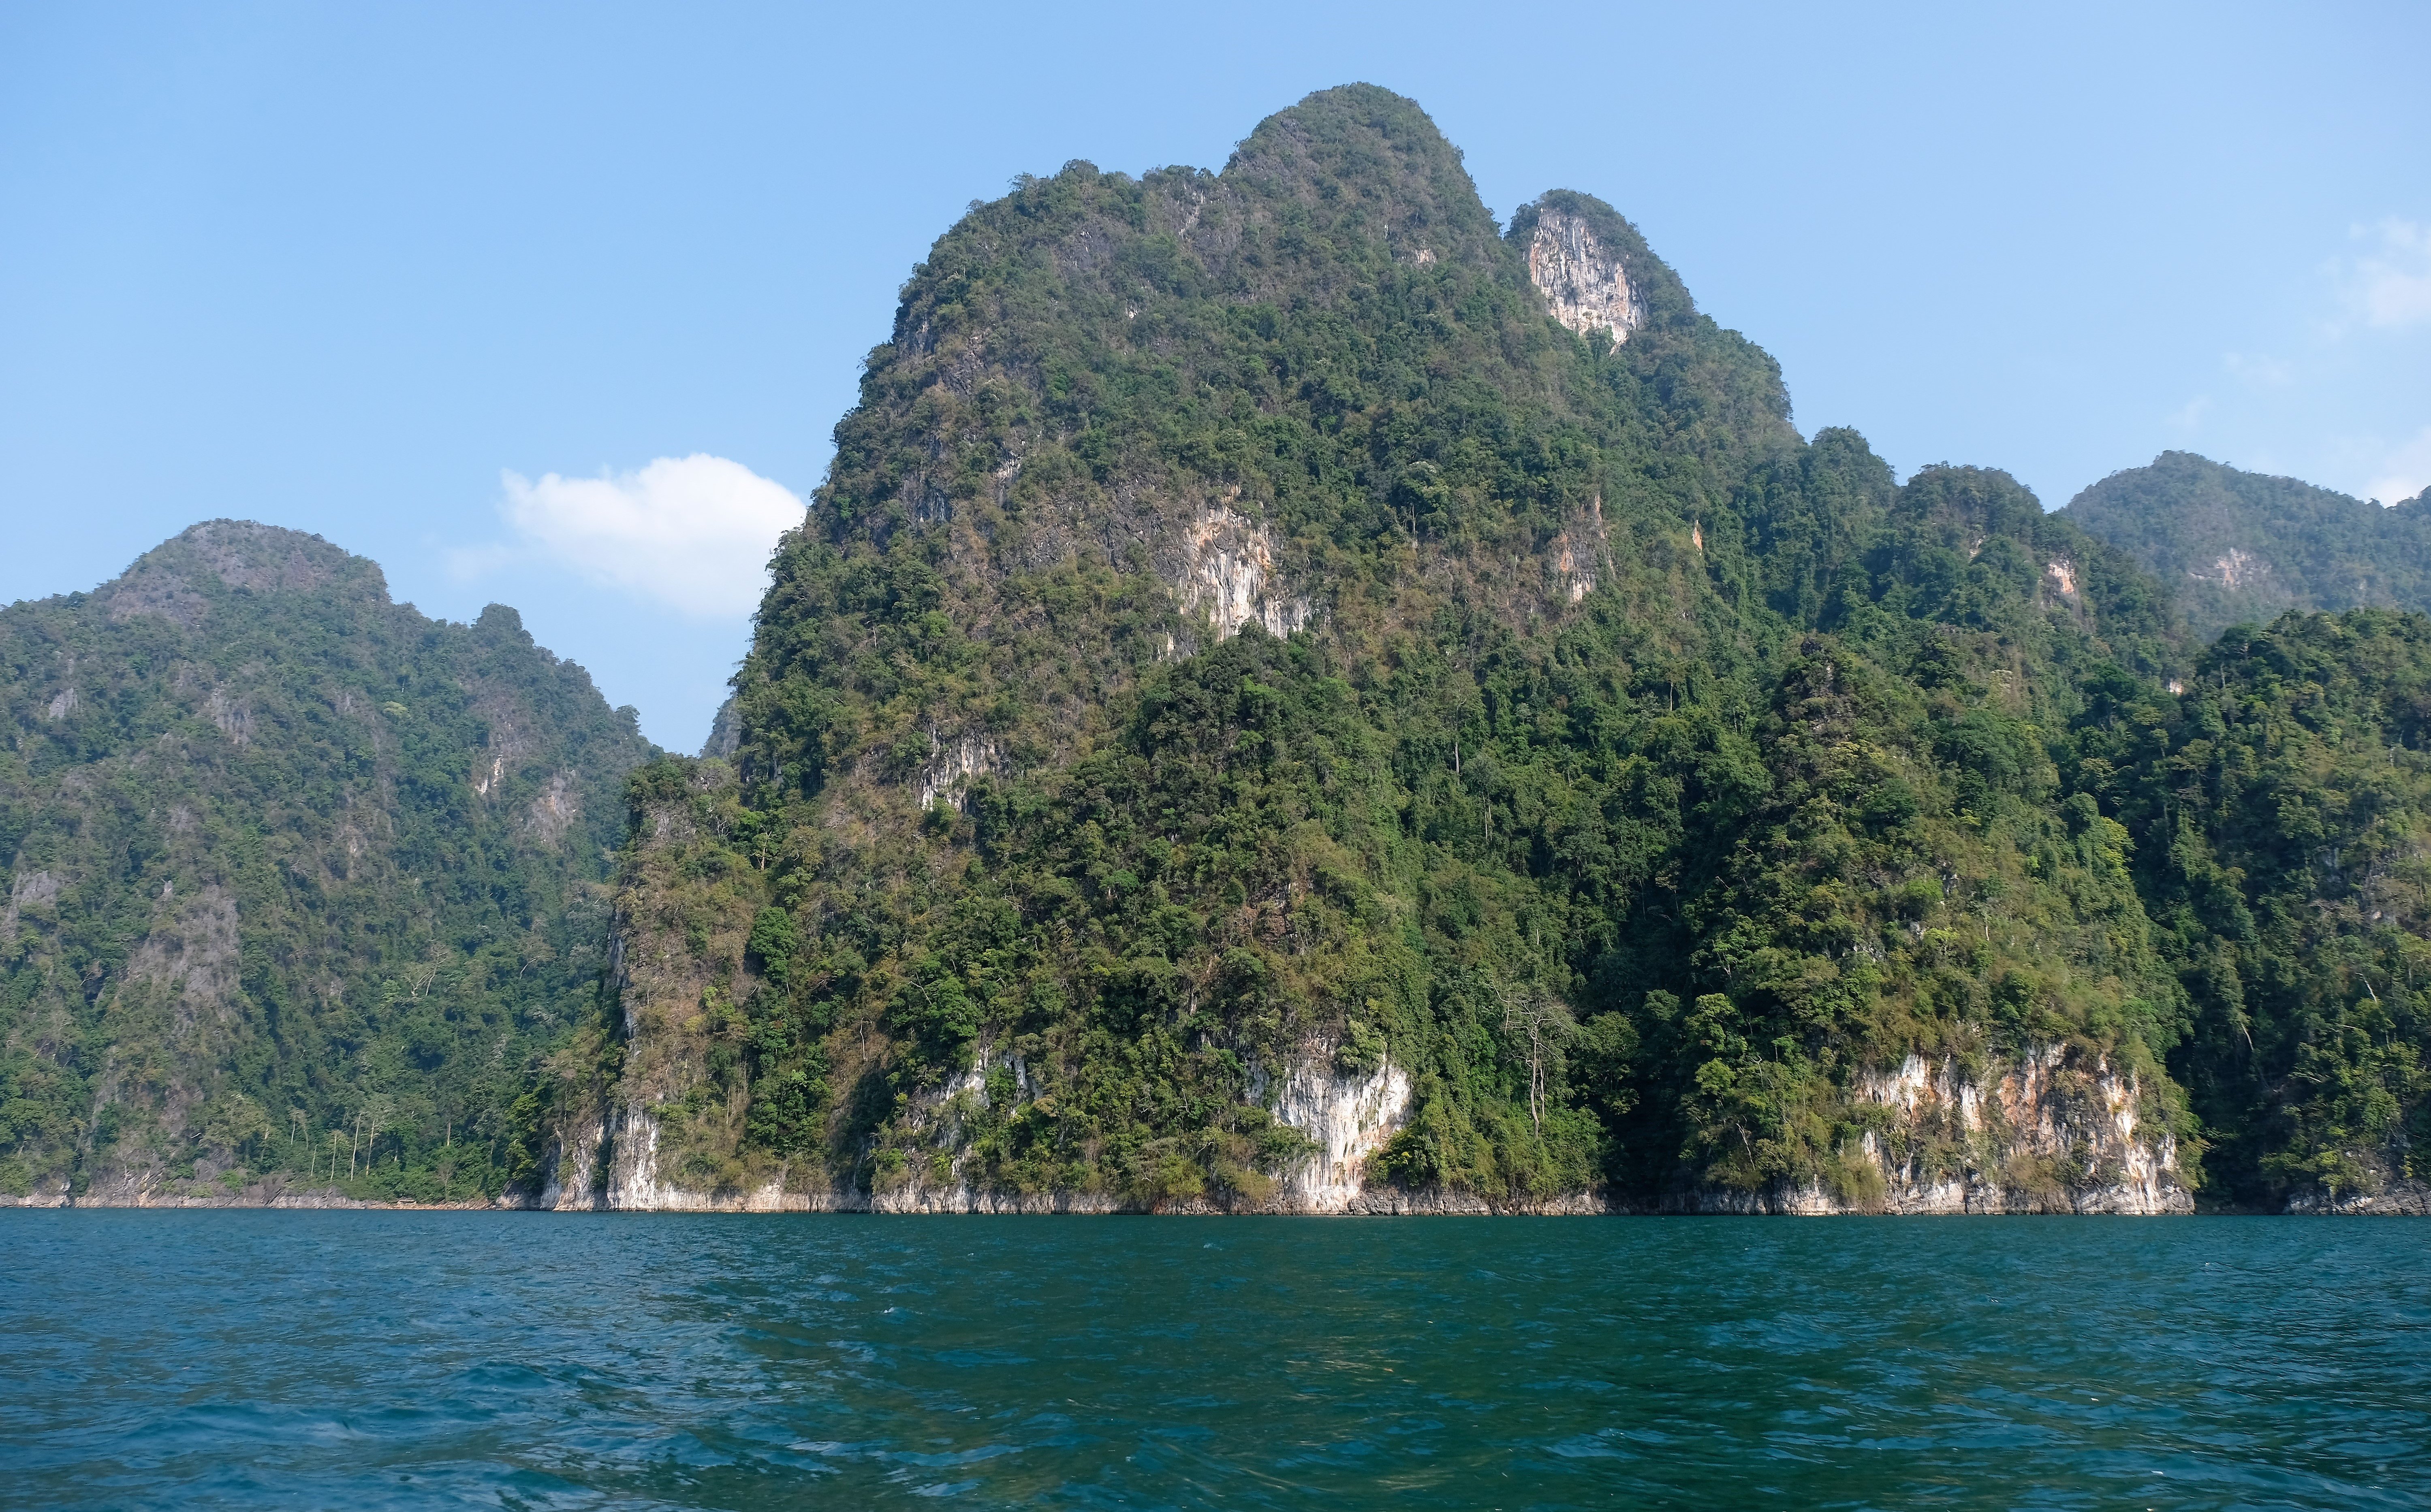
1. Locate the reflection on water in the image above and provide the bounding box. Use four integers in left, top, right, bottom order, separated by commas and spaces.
4, 1212, 2426, 1509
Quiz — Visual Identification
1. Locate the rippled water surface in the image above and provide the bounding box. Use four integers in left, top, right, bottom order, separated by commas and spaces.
4, 1213, 2427, 1509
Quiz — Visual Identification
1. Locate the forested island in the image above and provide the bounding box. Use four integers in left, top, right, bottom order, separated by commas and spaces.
6, 87, 2426, 1215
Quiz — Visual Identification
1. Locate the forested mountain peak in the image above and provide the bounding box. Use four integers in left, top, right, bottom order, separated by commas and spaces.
507, 86, 2427, 1220
93, 520, 379, 626
2, 522, 655, 1204
2062, 450, 2431, 641
734, 87, 1802, 804
1216, 84, 1506, 274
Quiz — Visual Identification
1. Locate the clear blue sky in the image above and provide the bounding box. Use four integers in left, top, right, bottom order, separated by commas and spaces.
5, 2, 2427, 748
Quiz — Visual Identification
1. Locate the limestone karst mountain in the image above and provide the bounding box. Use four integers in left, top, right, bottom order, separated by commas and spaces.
0, 521, 655, 1205
11, 88, 2426, 1218
521, 85, 2269, 1215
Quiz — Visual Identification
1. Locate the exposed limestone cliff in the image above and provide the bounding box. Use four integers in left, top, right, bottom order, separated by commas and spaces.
918, 734, 1004, 812
526, 767, 763, 1209
530, 1010, 2200, 1216
536, 765, 2199, 1216
1546, 497, 1612, 606
1175, 503, 1313, 642
528, 784, 1439, 1214
530, 1018, 1426, 1213
1525, 205, 1642, 347
535, 1101, 797, 1213
1259, 1056, 1411, 1209
1680, 1047, 2193, 1215
2198, 546, 2267, 590
700, 696, 741, 759
2284, 1178, 2431, 1216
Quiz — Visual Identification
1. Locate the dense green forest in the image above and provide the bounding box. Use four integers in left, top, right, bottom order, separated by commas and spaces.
0, 522, 653, 1202
15, 88, 2425, 1214
518, 85, 2427, 1213
2075, 609, 2431, 1199
2064, 450, 2431, 642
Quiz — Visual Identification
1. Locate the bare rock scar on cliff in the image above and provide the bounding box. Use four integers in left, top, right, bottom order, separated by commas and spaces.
1526, 206, 1643, 348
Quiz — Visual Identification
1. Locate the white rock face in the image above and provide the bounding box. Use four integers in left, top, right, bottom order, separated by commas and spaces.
3, 869, 60, 940
525, 771, 579, 844
205, 687, 253, 744
1555, 548, 1594, 602
860, 1056, 1128, 1213
2195, 547, 2267, 589
122, 884, 242, 1033
526, 1040, 2195, 1216
1540, 497, 1614, 609
534, 1102, 805, 1212
604, 1111, 688, 1210
2045, 558, 2079, 598
2284, 1178, 2431, 1215
1798, 1047, 2188, 1214
918, 734, 1002, 810
1178, 505, 1311, 640
532, 1043, 1421, 1214
1526, 207, 1642, 347
533, 1111, 602, 1210
1264, 1056, 1413, 1210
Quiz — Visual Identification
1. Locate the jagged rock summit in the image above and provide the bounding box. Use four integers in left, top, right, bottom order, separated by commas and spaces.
1523, 201, 1645, 348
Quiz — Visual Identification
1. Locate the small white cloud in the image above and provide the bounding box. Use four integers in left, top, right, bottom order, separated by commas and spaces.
2365, 424, 2431, 505
444, 542, 519, 582
2348, 220, 2431, 330
2166, 395, 2211, 432
2223, 352, 2291, 386
494, 454, 803, 617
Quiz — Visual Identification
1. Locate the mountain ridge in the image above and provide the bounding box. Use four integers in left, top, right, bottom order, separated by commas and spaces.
2, 520, 656, 1205
2061, 450, 2431, 642
12, 90, 2428, 1217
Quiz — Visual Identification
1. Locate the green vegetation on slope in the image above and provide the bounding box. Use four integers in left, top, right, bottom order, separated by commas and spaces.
549, 86, 2323, 1211
2064, 450, 2431, 642
2076, 608, 2431, 1203
0, 522, 654, 1202
18, 90, 2412, 1214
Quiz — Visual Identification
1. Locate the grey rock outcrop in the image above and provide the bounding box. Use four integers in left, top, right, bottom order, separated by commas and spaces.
1525, 205, 1643, 347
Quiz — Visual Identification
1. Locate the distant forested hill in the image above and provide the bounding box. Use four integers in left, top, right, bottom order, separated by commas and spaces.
2063, 451, 2431, 641
0, 522, 655, 1203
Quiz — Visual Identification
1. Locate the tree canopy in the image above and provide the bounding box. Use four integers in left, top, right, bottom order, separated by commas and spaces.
0, 522, 654, 1202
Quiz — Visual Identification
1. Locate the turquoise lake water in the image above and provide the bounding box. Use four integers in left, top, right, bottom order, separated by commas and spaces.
2, 1213, 2425, 1508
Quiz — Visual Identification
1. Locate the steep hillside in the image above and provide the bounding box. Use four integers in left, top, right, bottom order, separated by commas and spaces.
0, 522, 655, 1204
523, 85, 2239, 1215
2077, 608, 2431, 1211
2064, 451, 2431, 641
